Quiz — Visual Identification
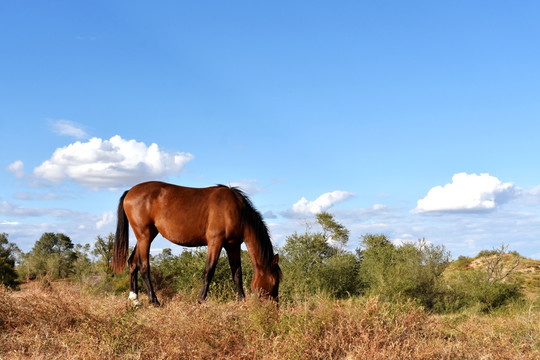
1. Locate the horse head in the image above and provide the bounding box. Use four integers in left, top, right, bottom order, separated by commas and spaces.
252, 254, 282, 301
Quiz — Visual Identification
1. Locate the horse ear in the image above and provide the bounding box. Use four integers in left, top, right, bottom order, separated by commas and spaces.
272, 254, 279, 266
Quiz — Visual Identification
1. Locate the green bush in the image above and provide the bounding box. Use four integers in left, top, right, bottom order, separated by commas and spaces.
279, 213, 360, 300
357, 235, 450, 309
317, 252, 360, 298
151, 248, 255, 301
280, 231, 331, 298
453, 255, 473, 269
436, 269, 523, 313
9, 223, 529, 316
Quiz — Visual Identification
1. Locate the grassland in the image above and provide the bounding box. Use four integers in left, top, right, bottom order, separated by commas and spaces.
1, 280, 539, 360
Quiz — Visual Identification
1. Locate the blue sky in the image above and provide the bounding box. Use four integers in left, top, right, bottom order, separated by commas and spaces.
1, 1, 540, 259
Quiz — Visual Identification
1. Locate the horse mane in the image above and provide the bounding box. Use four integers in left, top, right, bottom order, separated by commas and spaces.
218, 185, 274, 265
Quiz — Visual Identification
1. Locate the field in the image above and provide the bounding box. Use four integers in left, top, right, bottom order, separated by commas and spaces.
1, 281, 539, 360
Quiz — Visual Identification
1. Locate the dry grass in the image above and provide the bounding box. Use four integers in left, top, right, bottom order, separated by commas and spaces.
1, 281, 539, 359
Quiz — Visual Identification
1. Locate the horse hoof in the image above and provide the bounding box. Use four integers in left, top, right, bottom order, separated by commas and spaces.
128, 292, 141, 307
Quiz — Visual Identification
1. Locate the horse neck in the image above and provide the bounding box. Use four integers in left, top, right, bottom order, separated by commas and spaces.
243, 226, 271, 274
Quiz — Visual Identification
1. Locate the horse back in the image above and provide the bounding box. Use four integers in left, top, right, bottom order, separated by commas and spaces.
123, 181, 244, 246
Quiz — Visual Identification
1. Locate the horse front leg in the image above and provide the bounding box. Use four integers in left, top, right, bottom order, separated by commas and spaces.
225, 244, 245, 301
198, 242, 222, 303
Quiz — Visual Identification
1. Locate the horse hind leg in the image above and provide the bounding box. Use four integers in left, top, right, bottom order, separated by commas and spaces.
127, 246, 141, 306
133, 225, 160, 306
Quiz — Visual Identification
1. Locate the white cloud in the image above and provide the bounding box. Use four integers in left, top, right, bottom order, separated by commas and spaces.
0, 221, 19, 225
518, 185, 540, 206
286, 190, 355, 217
229, 179, 265, 195
413, 173, 516, 214
372, 204, 387, 211
14, 192, 65, 201
33, 135, 193, 189
263, 210, 278, 219
393, 234, 416, 246
7, 160, 25, 178
0, 200, 75, 218
0, 209, 121, 252
96, 211, 114, 230
50, 119, 88, 139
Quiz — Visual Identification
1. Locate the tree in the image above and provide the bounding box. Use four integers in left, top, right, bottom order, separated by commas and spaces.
73, 243, 94, 282
93, 233, 115, 276
19, 232, 77, 280
357, 234, 396, 293
484, 243, 521, 283
316, 212, 350, 250
281, 213, 360, 298
0, 233, 19, 287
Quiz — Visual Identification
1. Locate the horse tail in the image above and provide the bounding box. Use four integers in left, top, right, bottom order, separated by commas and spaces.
112, 190, 130, 273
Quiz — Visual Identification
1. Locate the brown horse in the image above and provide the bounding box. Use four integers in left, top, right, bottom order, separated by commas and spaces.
112, 181, 281, 305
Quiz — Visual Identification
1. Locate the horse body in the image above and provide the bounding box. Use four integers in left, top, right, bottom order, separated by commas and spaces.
125, 182, 243, 248
112, 181, 280, 305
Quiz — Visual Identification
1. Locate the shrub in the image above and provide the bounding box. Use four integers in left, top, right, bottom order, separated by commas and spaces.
436, 269, 523, 313
151, 248, 255, 301
280, 230, 331, 298
317, 252, 360, 298
357, 235, 450, 309
280, 213, 360, 300
454, 255, 473, 269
